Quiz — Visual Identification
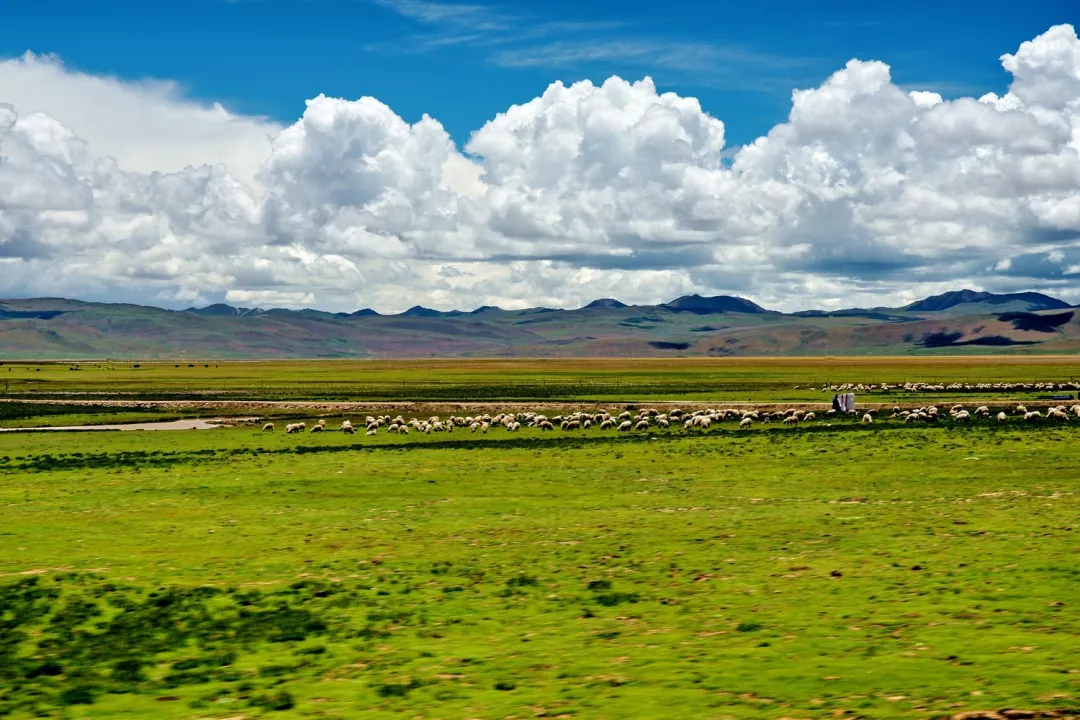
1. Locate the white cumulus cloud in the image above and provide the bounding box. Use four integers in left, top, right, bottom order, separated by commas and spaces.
1, 25, 1080, 313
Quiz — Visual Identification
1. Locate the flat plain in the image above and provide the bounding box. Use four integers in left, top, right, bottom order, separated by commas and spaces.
1, 357, 1079, 719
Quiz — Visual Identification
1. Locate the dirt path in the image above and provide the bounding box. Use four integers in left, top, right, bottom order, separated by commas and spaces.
0, 397, 1065, 417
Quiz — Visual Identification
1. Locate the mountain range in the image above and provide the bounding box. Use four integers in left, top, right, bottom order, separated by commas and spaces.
0, 290, 1077, 359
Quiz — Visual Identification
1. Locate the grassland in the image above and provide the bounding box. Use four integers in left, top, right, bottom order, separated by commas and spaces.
2, 414, 1079, 719
3, 356, 1080, 405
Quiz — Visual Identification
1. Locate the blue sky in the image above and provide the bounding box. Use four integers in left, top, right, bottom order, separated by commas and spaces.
2, 0, 1071, 147
1, 1, 1078, 312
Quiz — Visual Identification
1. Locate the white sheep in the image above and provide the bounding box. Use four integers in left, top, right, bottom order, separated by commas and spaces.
803, 412, 815, 421
1024, 411, 1041, 422
739, 417, 752, 429
310, 424, 324, 433
996, 411, 1007, 422
262, 423, 275, 432
618, 420, 632, 432
783, 416, 798, 426
861, 413, 873, 424
634, 419, 649, 431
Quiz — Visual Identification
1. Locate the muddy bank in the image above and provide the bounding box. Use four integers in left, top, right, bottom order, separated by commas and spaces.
0, 418, 255, 433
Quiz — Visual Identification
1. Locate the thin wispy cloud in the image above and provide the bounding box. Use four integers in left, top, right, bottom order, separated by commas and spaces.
370, 0, 813, 90
372, 0, 512, 31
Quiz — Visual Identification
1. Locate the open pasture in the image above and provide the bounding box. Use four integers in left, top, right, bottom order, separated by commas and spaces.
3, 356, 1080, 405
2, 414, 1079, 719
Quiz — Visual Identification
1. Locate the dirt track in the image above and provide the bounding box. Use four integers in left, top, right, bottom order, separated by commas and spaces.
0, 396, 1070, 417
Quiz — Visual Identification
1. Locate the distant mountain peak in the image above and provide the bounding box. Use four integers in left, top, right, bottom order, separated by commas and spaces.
184, 303, 264, 318
905, 289, 1070, 313
582, 298, 628, 310
661, 294, 772, 315
401, 305, 466, 318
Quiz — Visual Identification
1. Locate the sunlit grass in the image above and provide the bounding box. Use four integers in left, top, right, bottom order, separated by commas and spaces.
2, 418, 1078, 718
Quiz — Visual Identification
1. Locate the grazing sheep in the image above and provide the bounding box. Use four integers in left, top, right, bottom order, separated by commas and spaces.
803, 412, 815, 421
783, 416, 798, 425
1024, 411, 1041, 422
975, 406, 990, 416
481, 422, 489, 434
634, 419, 649, 431
861, 413, 873, 424
997, 411, 1007, 422
540, 421, 554, 431
262, 423, 275, 432
342, 424, 356, 435
739, 417, 752, 429
310, 424, 324, 434
600, 419, 614, 430
366, 428, 377, 436
617, 420, 633, 432
1016, 405, 1027, 415
953, 411, 970, 422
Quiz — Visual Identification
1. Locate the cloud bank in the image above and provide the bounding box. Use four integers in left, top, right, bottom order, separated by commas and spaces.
1, 25, 1079, 313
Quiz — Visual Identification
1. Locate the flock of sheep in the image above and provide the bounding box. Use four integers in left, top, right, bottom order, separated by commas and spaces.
257, 402, 1080, 437
892, 403, 1080, 423
824, 381, 1080, 393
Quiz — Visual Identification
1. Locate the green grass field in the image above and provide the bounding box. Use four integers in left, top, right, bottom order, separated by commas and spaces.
3, 356, 1080, 404
2, 413, 1079, 719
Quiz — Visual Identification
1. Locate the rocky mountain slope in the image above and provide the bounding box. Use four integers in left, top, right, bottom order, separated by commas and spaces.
0, 290, 1076, 358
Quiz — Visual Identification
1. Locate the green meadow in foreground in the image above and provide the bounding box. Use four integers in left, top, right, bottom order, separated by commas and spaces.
2, 420, 1079, 719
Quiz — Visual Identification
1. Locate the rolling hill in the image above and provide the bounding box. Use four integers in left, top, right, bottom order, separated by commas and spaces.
0, 290, 1077, 359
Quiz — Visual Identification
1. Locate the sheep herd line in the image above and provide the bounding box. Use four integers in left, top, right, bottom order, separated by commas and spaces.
822, 381, 1080, 393
258, 403, 1080, 437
